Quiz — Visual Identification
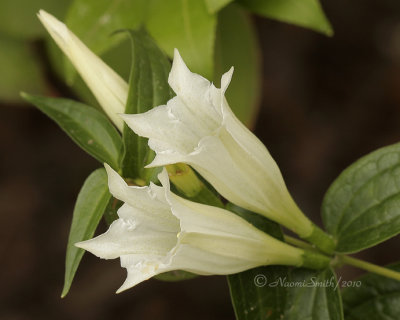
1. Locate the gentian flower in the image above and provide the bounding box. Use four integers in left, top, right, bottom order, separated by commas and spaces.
76, 165, 329, 292
39, 10, 333, 253
121, 50, 334, 252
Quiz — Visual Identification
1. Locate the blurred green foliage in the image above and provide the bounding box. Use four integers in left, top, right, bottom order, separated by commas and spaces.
0, 0, 331, 126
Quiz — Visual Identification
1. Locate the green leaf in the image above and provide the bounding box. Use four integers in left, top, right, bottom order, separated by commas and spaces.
146, 0, 217, 79
0, 35, 47, 102
204, 0, 233, 13
342, 263, 400, 320
22, 94, 122, 170
227, 204, 289, 320
322, 143, 400, 253
121, 29, 173, 182
61, 168, 112, 297
0, 0, 70, 39
236, 0, 333, 36
214, 4, 262, 127
229, 265, 288, 320
283, 268, 344, 320
64, 0, 147, 83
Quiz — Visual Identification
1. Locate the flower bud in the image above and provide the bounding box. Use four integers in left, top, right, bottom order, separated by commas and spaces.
38, 10, 128, 131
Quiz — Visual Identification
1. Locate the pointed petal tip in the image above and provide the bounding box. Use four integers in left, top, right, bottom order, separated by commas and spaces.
119, 113, 143, 131
169, 49, 191, 87
37, 9, 48, 18
37, 9, 69, 42
118, 112, 130, 119
221, 67, 234, 92
173, 48, 185, 65
171, 48, 187, 69
115, 286, 126, 294
103, 162, 114, 177
74, 241, 87, 250
37, 9, 59, 27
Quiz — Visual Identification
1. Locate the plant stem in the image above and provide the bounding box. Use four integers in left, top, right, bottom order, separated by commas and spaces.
302, 250, 331, 269
284, 235, 316, 251
302, 224, 335, 254
340, 255, 400, 281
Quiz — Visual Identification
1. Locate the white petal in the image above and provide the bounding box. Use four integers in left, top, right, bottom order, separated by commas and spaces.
104, 164, 168, 212
167, 192, 265, 240
169, 50, 221, 125
116, 254, 175, 293
169, 49, 209, 104
165, 244, 256, 275
38, 10, 127, 131
76, 203, 179, 259
122, 101, 202, 155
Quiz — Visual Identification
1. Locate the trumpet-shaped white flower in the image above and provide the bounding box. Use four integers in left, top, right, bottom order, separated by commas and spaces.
121, 50, 332, 250
76, 165, 328, 293
38, 10, 127, 131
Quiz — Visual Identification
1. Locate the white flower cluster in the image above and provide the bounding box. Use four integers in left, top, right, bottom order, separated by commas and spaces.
39, 10, 331, 292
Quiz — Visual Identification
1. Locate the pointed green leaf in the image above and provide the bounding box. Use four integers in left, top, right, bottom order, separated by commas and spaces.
62, 168, 111, 297
22, 94, 122, 170
204, 0, 233, 13
322, 143, 400, 253
214, 4, 261, 127
342, 263, 400, 320
64, 0, 147, 83
226, 204, 289, 320
121, 29, 173, 181
146, 0, 217, 79
237, 0, 333, 36
283, 268, 344, 320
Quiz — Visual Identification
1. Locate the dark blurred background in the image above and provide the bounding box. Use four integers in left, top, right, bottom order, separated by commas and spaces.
2, 0, 400, 319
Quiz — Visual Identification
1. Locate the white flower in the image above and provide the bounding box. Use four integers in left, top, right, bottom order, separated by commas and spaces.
121, 50, 319, 241
38, 10, 128, 131
76, 165, 325, 293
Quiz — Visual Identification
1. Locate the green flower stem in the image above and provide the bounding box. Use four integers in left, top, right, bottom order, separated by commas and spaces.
302, 224, 335, 254
301, 250, 331, 270
284, 235, 316, 251
339, 255, 400, 281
